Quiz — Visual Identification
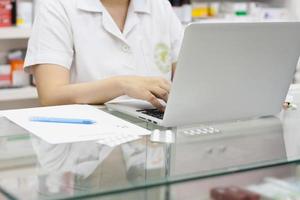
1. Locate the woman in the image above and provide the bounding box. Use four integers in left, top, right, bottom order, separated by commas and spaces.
24, 0, 183, 110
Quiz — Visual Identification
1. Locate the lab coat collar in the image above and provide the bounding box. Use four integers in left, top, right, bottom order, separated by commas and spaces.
77, 0, 151, 14
133, 0, 151, 14
77, 0, 150, 44
77, 0, 104, 13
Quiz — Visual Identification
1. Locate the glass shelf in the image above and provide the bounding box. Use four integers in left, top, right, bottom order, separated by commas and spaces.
0, 88, 299, 199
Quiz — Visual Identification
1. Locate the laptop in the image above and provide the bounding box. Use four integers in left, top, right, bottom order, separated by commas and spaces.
106, 22, 300, 127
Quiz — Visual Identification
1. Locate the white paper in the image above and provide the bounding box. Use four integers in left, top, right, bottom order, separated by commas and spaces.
1, 105, 150, 144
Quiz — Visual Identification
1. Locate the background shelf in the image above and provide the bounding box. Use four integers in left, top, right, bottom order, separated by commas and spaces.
0, 86, 39, 110
0, 27, 31, 40
0, 86, 37, 101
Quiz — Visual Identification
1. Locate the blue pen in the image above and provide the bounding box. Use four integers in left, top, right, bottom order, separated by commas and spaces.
29, 117, 96, 125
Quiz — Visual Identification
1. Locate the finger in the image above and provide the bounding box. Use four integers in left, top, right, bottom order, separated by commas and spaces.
150, 87, 169, 102
144, 92, 165, 111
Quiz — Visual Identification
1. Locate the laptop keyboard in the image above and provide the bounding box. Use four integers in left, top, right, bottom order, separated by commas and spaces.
137, 109, 164, 120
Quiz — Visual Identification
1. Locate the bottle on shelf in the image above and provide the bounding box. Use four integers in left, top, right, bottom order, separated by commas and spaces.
208, 2, 221, 17
16, 0, 33, 28
0, 0, 33, 28
0, 0, 13, 27
181, 0, 192, 24
0, 64, 11, 87
191, 2, 209, 19
8, 50, 30, 87
0, 50, 30, 88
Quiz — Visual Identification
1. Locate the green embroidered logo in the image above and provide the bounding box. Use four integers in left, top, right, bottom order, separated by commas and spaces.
154, 43, 171, 74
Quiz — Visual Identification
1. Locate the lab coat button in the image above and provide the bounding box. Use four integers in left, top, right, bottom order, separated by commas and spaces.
122, 45, 130, 53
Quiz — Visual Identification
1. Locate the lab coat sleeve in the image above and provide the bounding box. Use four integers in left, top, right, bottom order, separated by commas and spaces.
24, 0, 74, 73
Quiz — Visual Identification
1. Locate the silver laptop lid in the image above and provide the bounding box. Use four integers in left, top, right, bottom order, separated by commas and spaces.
163, 22, 300, 127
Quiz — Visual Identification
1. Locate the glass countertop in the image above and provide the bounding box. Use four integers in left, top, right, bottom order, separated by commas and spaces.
0, 87, 300, 200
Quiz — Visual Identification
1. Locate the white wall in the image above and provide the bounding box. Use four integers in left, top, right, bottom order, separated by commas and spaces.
287, 0, 300, 20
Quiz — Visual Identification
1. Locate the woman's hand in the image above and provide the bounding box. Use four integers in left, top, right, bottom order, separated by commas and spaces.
118, 76, 171, 111
33, 65, 171, 109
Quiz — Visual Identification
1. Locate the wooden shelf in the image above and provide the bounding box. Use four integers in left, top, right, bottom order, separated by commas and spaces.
0, 27, 31, 40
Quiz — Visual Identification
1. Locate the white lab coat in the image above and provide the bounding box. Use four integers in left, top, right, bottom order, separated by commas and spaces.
24, 0, 184, 83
